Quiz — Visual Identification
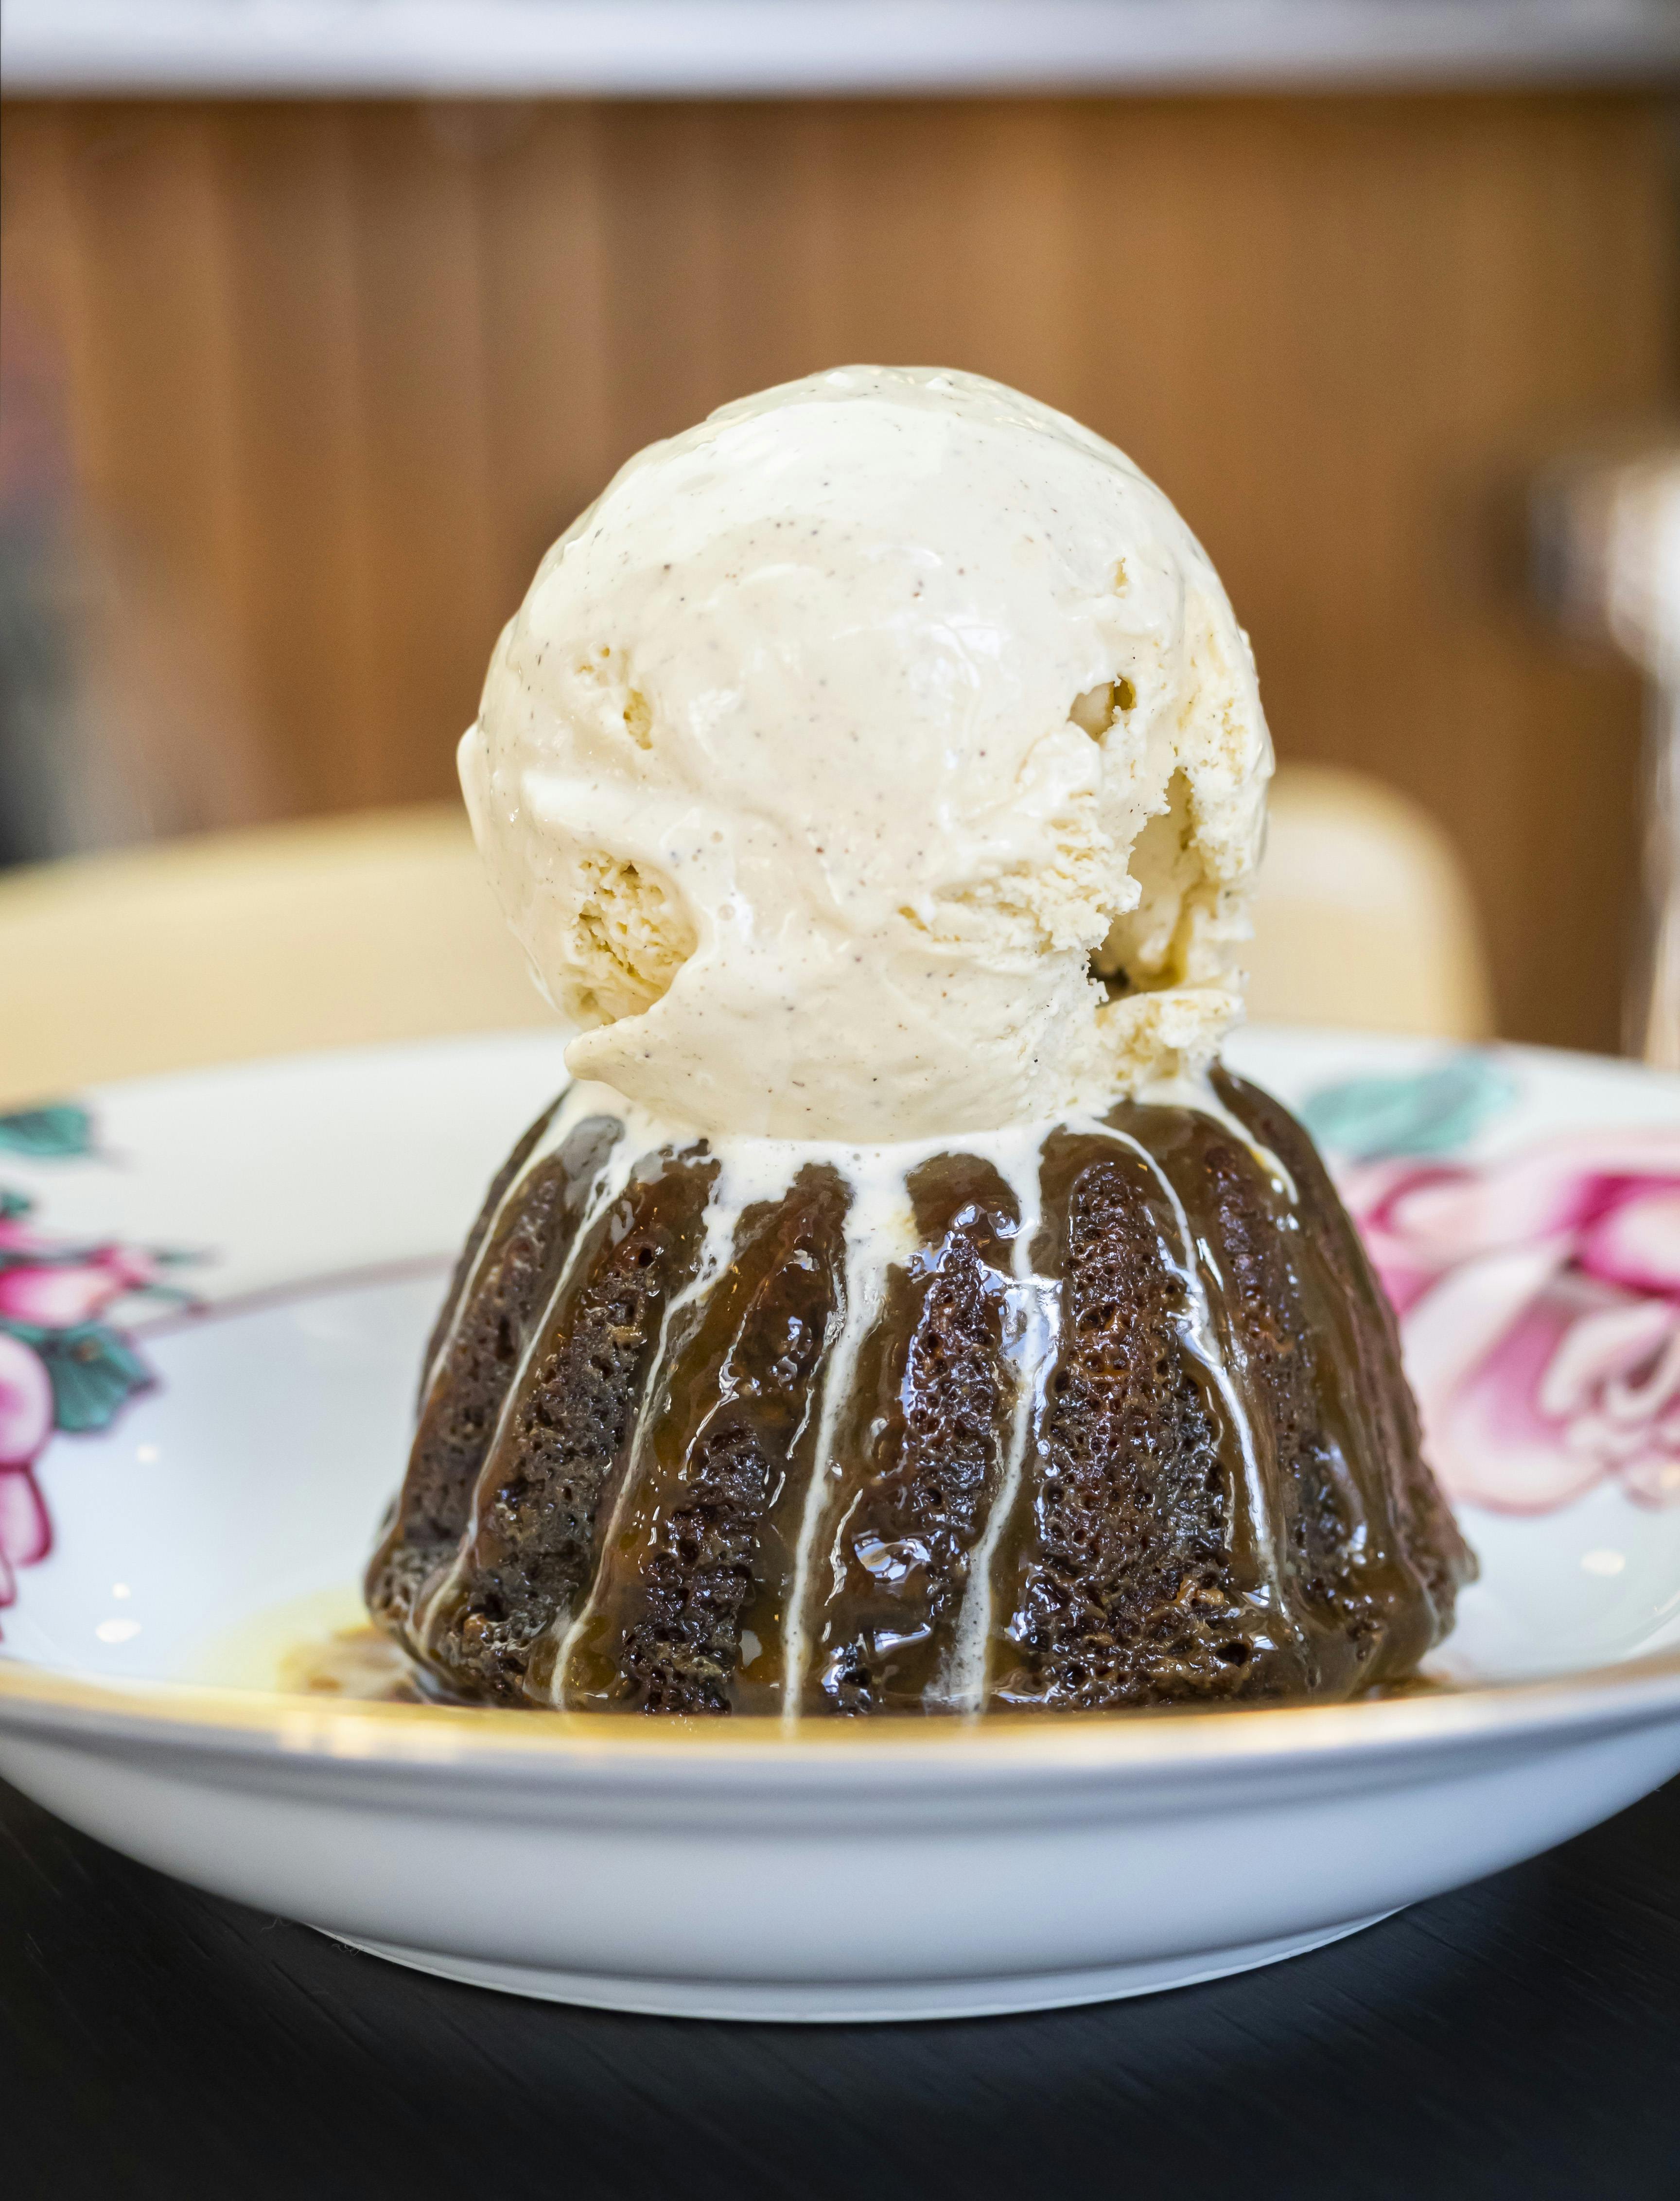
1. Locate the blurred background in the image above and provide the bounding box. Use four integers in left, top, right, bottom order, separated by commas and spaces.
2, 0, 1678, 1090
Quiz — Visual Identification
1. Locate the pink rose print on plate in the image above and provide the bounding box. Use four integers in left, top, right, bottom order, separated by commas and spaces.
0, 1330, 54, 1606
1342, 1132, 1680, 1515
0, 1221, 162, 1328
0, 1103, 198, 1621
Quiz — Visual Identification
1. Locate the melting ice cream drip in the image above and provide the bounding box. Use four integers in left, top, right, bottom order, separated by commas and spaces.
543, 1144, 743, 1707
778, 1158, 907, 1731
1098, 1123, 1284, 1626
415, 1081, 696, 1666
945, 1149, 1055, 1715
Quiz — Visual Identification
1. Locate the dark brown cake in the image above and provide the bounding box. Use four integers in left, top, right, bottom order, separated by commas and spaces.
367, 1070, 1473, 1715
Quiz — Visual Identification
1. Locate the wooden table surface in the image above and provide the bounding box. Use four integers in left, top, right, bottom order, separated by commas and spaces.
5, 1768, 1676, 2200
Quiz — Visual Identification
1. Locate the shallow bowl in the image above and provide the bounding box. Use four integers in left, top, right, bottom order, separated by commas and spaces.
1, 1029, 1676, 2020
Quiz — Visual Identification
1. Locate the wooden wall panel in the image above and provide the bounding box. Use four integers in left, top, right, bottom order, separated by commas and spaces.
216, 109, 373, 812
0, 92, 1671, 1050
474, 106, 612, 598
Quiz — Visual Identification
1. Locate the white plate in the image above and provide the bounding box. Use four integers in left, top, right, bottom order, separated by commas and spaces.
0, 1027, 1677, 2021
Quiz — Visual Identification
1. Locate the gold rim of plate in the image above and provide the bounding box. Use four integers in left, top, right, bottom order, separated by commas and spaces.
2, 1645, 1678, 1769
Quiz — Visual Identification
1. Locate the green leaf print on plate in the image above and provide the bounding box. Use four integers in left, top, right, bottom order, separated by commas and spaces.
1, 1319, 155, 1435
0, 1105, 95, 1162
1300, 1052, 1519, 1162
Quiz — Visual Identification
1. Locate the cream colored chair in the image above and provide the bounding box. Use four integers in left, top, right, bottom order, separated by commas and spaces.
1245, 765, 1493, 1040
0, 806, 547, 1108
0, 768, 1492, 1110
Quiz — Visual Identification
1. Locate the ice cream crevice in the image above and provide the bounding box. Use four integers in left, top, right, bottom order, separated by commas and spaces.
1070, 682, 1118, 740
560, 852, 697, 1029
1098, 769, 1203, 993
1068, 675, 1138, 742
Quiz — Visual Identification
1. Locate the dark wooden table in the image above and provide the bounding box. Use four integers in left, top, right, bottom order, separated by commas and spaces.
5, 1771, 1677, 2200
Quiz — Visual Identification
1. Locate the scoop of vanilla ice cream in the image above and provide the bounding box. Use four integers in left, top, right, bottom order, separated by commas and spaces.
463, 365, 1271, 1140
